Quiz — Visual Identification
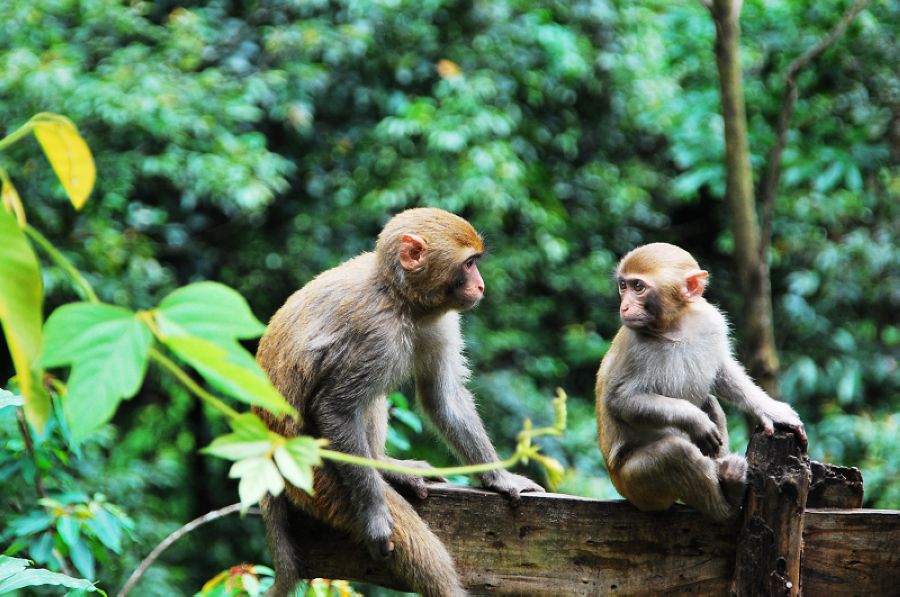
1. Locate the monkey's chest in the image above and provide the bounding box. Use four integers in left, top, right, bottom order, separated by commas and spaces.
646, 342, 721, 403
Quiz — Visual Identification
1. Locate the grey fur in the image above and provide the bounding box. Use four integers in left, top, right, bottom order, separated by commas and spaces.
598, 299, 805, 521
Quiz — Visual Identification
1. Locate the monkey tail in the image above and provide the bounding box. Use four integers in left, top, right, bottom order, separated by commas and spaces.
271, 467, 465, 597
383, 487, 466, 597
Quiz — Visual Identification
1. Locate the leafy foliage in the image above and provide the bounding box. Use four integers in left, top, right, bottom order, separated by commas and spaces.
0, 555, 102, 594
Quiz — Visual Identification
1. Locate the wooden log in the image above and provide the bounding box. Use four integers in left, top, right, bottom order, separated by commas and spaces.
807, 461, 864, 509
731, 429, 810, 596
282, 484, 900, 595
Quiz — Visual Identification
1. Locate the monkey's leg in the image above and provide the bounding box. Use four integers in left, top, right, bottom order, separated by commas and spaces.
261, 494, 303, 597
717, 453, 749, 510
618, 437, 739, 522
285, 468, 466, 597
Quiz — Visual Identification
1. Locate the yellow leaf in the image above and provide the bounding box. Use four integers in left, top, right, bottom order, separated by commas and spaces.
436, 59, 463, 79
0, 170, 26, 225
199, 570, 229, 593
29, 113, 95, 210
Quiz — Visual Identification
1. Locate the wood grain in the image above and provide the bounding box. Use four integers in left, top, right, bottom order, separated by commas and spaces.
282, 482, 899, 595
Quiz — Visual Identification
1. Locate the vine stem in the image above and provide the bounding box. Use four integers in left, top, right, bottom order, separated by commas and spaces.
23, 224, 99, 303
148, 347, 242, 421
320, 449, 519, 477
0, 120, 35, 152
117, 503, 260, 597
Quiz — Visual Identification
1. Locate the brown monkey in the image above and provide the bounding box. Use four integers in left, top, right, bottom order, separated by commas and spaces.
256, 207, 544, 596
595, 243, 806, 521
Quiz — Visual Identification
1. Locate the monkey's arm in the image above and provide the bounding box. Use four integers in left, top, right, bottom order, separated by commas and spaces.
416, 374, 544, 501
414, 316, 543, 501
713, 358, 807, 444
605, 387, 723, 456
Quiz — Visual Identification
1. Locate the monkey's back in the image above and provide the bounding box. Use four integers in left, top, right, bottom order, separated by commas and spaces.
256, 252, 414, 435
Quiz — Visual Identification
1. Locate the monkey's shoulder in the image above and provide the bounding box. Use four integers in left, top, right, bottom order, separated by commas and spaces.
303, 252, 378, 295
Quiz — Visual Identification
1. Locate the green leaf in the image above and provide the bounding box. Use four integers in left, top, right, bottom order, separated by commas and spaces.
41, 304, 146, 368
250, 565, 274, 576
229, 413, 271, 441
386, 426, 411, 452
0, 170, 26, 225
156, 281, 266, 341
243, 572, 261, 597
0, 555, 28, 578
56, 517, 81, 550
273, 446, 314, 494
308, 579, 330, 597
29, 113, 96, 210
0, 555, 99, 593
285, 436, 324, 468
164, 335, 294, 416
814, 161, 844, 192
8, 511, 53, 537
66, 535, 95, 581
391, 408, 422, 433
230, 457, 284, 513
0, 389, 24, 411
84, 508, 122, 554
203, 437, 272, 461
0, 209, 50, 430
30, 533, 54, 563
40, 303, 152, 440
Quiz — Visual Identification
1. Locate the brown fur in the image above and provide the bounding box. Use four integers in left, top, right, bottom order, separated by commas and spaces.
256, 208, 541, 596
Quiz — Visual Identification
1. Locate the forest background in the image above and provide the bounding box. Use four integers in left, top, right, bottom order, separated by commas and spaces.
0, 0, 896, 595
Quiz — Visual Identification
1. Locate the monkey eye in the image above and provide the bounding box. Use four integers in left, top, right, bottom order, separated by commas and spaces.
464, 255, 478, 270
632, 280, 646, 293
618, 279, 627, 292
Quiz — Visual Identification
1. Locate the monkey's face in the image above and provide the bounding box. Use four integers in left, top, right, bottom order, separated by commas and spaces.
449, 253, 485, 310
617, 276, 659, 330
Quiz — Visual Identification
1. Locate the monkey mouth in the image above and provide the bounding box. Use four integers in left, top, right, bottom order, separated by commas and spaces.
458, 294, 483, 311
621, 315, 650, 329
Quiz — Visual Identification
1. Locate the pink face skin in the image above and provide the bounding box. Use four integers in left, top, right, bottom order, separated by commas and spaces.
456, 253, 485, 308
617, 275, 654, 329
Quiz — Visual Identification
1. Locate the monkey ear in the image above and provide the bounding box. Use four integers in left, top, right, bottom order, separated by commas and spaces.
683, 269, 709, 301
399, 233, 427, 271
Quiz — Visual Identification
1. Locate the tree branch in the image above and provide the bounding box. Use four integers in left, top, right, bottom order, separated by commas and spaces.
759, 0, 871, 254
117, 503, 261, 597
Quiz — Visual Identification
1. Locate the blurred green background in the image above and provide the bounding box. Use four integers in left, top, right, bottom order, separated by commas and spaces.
1, 0, 896, 594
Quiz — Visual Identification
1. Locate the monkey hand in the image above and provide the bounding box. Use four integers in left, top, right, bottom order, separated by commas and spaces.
480, 470, 545, 506
381, 459, 446, 500
757, 401, 807, 447
689, 417, 724, 457
363, 507, 395, 559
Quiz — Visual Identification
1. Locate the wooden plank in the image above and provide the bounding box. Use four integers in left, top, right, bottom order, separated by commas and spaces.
290, 484, 740, 595
284, 486, 900, 595
731, 430, 810, 596
803, 508, 900, 595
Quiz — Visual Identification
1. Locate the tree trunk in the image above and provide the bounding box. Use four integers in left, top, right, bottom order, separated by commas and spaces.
731, 429, 810, 596
709, 0, 780, 397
